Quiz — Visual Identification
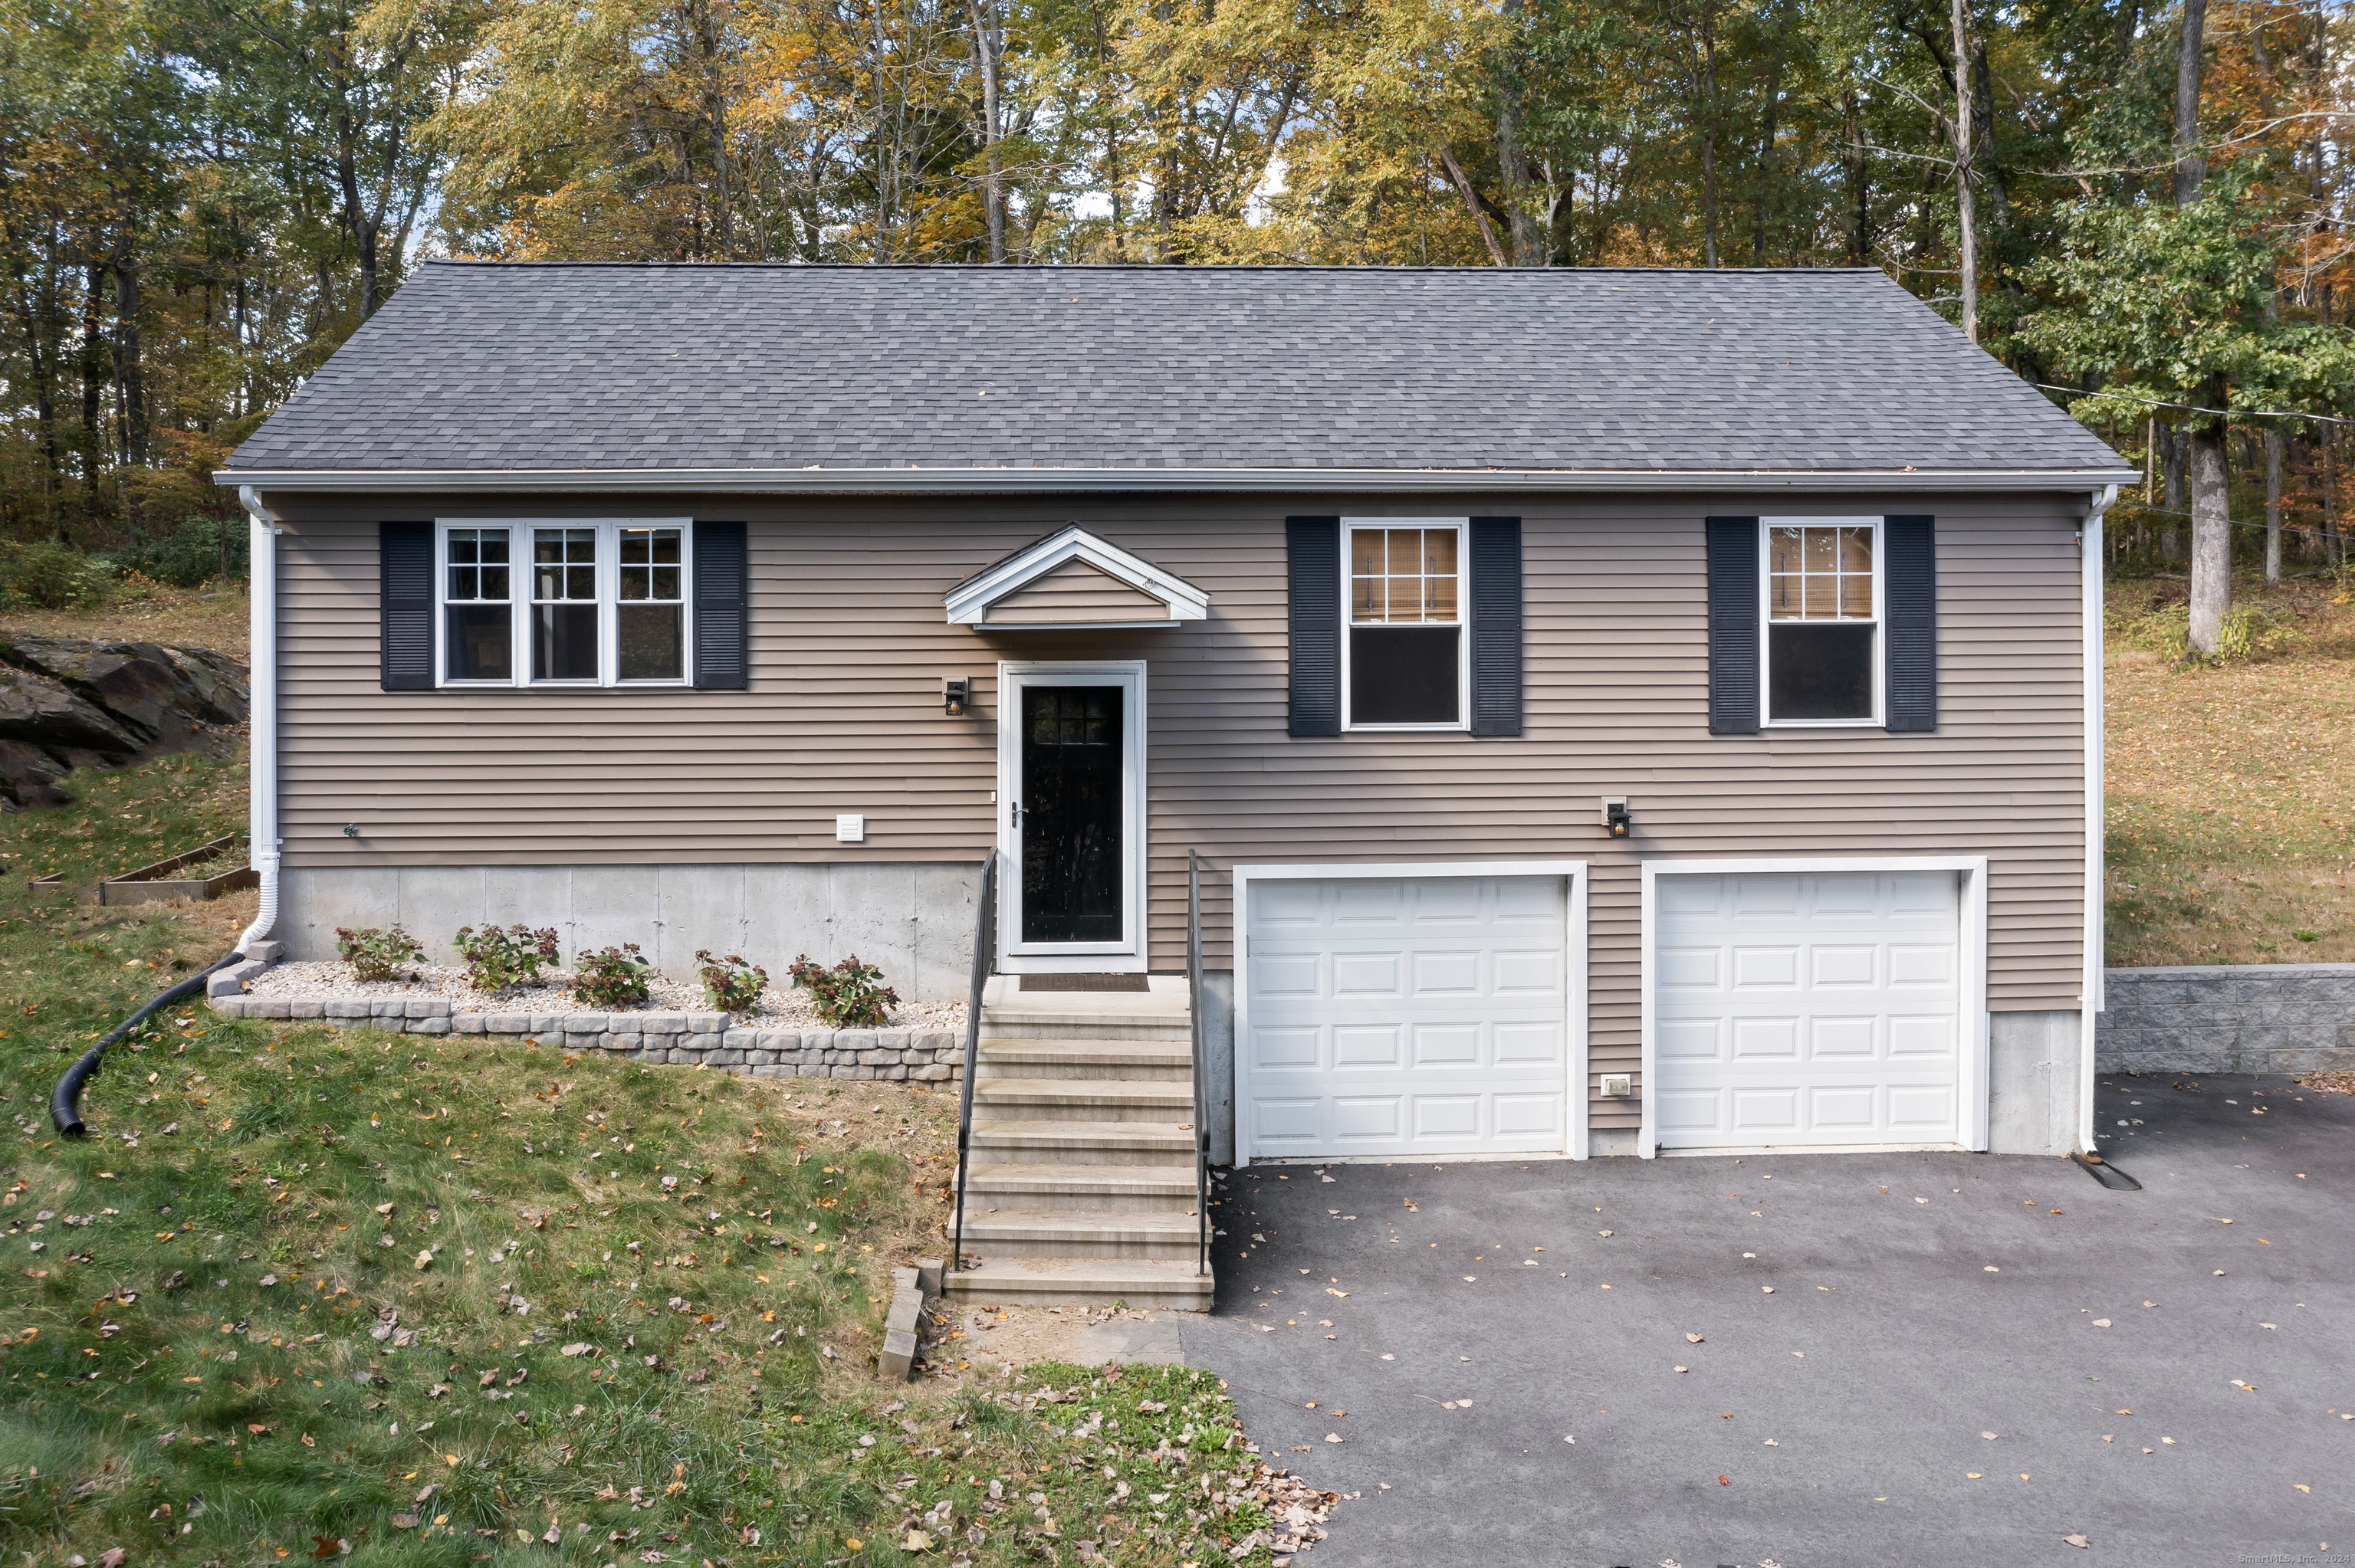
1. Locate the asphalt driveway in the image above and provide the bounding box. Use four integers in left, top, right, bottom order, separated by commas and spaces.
1177, 1074, 2354, 1568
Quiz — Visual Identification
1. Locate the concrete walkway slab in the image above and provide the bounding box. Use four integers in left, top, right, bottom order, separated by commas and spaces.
1178, 1073, 2353, 1568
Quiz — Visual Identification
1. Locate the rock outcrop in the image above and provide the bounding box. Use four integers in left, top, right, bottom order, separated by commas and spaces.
0, 633, 248, 809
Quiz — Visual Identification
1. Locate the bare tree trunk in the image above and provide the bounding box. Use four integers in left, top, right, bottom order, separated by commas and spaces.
2161, 425, 2186, 561
1436, 143, 1509, 267
1494, 0, 1542, 266
1843, 88, 1870, 264
2265, 426, 2284, 582
2173, 0, 2208, 206
1950, 0, 1978, 342
967, 0, 1004, 261
2188, 425, 2230, 651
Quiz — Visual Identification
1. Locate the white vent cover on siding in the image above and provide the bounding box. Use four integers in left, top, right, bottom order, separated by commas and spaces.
1653, 871, 1962, 1150
1241, 874, 1570, 1160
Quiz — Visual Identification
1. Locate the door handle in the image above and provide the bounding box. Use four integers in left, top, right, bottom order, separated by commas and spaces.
1008, 800, 1022, 828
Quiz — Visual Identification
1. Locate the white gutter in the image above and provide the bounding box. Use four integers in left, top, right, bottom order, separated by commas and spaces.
2078, 484, 2118, 1155
216, 464, 2143, 497
236, 486, 280, 958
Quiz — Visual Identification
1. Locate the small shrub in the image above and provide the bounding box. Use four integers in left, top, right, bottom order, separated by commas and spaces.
2217, 603, 2298, 661
575, 943, 655, 1009
4, 541, 110, 609
108, 515, 247, 588
787, 953, 899, 1028
697, 950, 768, 1013
335, 924, 424, 983
453, 923, 560, 992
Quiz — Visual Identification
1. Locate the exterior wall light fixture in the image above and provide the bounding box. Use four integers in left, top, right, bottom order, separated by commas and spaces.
943, 677, 970, 717
1601, 797, 1631, 838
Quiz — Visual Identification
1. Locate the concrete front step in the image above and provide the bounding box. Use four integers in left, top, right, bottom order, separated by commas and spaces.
943, 1256, 1215, 1310
978, 1013, 1191, 1044
955, 1161, 1200, 1212
975, 1038, 1194, 1081
964, 1118, 1195, 1167
957, 1207, 1205, 1261
971, 1077, 1196, 1121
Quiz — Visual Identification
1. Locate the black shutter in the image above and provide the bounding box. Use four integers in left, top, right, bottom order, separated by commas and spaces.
1468, 516, 1523, 736
1884, 514, 1937, 732
379, 521, 432, 691
693, 521, 749, 691
1706, 516, 1762, 736
1286, 517, 1341, 737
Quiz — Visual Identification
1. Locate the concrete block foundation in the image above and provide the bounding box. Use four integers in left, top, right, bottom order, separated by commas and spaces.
280, 861, 984, 1002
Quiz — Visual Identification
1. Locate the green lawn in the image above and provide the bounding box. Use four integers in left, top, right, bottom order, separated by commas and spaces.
0, 753, 1287, 1568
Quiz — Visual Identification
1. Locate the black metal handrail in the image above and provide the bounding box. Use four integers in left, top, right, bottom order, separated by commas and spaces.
948, 849, 999, 1273
1187, 850, 1210, 1276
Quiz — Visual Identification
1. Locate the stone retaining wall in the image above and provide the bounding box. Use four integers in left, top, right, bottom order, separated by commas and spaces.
2097, 963, 2355, 1074
205, 992, 965, 1081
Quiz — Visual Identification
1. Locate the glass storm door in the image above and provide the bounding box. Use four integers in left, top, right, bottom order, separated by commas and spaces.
1017, 685, 1125, 944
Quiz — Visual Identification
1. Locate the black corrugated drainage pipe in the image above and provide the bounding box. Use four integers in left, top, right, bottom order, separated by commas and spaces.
51, 950, 248, 1138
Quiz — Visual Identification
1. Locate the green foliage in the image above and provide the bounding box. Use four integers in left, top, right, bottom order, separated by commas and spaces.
787, 953, 900, 1028
105, 515, 248, 588
333, 923, 425, 983
2, 541, 113, 609
574, 941, 655, 1009
696, 948, 768, 1014
452, 923, 560, 992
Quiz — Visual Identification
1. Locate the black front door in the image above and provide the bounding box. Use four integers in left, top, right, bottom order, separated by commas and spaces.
1020, 685, 1124, 943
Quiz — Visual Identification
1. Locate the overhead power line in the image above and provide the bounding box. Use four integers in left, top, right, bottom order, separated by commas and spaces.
2035, 383, 2355, 428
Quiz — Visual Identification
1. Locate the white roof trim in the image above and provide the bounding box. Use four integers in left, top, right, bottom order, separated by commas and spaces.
945, 526, 1210, 627
218, 464, 2142, 496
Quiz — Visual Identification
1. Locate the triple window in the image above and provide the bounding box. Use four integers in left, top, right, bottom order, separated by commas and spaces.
439, 520, 692, 687
1343, 519, 1467, 730
1762, 517, 1881, 725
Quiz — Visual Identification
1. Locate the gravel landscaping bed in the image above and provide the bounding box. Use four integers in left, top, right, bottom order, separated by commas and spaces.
240, 959, 967, 1032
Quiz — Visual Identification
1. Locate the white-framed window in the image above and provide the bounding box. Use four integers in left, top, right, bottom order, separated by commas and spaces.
436, 519, 693, 688
1342, 517, 1469, 730
1761, 517, 1882, 726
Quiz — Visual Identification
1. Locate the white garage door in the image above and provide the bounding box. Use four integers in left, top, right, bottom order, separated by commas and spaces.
1242, 874, 1569, 1161
1655, 871, 1962, 1150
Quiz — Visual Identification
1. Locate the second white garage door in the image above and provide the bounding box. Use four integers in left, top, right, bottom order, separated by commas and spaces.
1654, 870, 1965, 1150
1240, 873, 1572, 1162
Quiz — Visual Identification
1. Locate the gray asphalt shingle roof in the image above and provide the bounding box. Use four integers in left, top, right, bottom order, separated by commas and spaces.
225, 262, 2128, 476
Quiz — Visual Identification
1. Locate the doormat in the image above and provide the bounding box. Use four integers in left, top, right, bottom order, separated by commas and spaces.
1020, 973, 1151, 992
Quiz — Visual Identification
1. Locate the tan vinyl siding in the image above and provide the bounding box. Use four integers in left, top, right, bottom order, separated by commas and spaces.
265, 487, 2090, 1122
981, 558, 1171, 624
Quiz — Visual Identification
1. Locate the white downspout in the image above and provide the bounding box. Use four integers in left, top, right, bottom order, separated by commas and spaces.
2078, 484, 2117, 1155
237, 485, 279, 957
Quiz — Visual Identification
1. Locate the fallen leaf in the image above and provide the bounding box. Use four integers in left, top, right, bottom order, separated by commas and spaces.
2062, 1534, 2090, 1549
1718, 1475, 1729, 1486
1686, 1333, 1703, 1343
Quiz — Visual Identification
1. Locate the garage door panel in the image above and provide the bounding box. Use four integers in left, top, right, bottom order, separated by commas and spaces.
1887, 1014, 1959, 1057
1887, 1084, 1956, 1130
1333, 1097, 1402, 1140
1410, 1023, 1480, 1067
1494, 1094, 1562, 1138
1493, 949, 1562, 993
1252, 1098, 1325, 1144
1245, 874, 1570, 1160
1806, 1016, 1877, 1058
1657, 1087, 1725, 1131
1334, 1025, 1403, 1068
1251, 1025, 1322, 1070
1733, 946, 1801, 989
1410, 950, 1482, 996
1656, 871, 1962, 1150
1733, 1087, 1802, 1131
1659, 1018, 1724, 1061
1732, 1016, 1801, 1058
1493, 1020, 1562, 1065
1806, 1085, 1878, 1130
1253, 952, 1324, 999
1889, 944, 1955, 986
1659, 946, 1723, 989
1809, 946, 1879, 988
